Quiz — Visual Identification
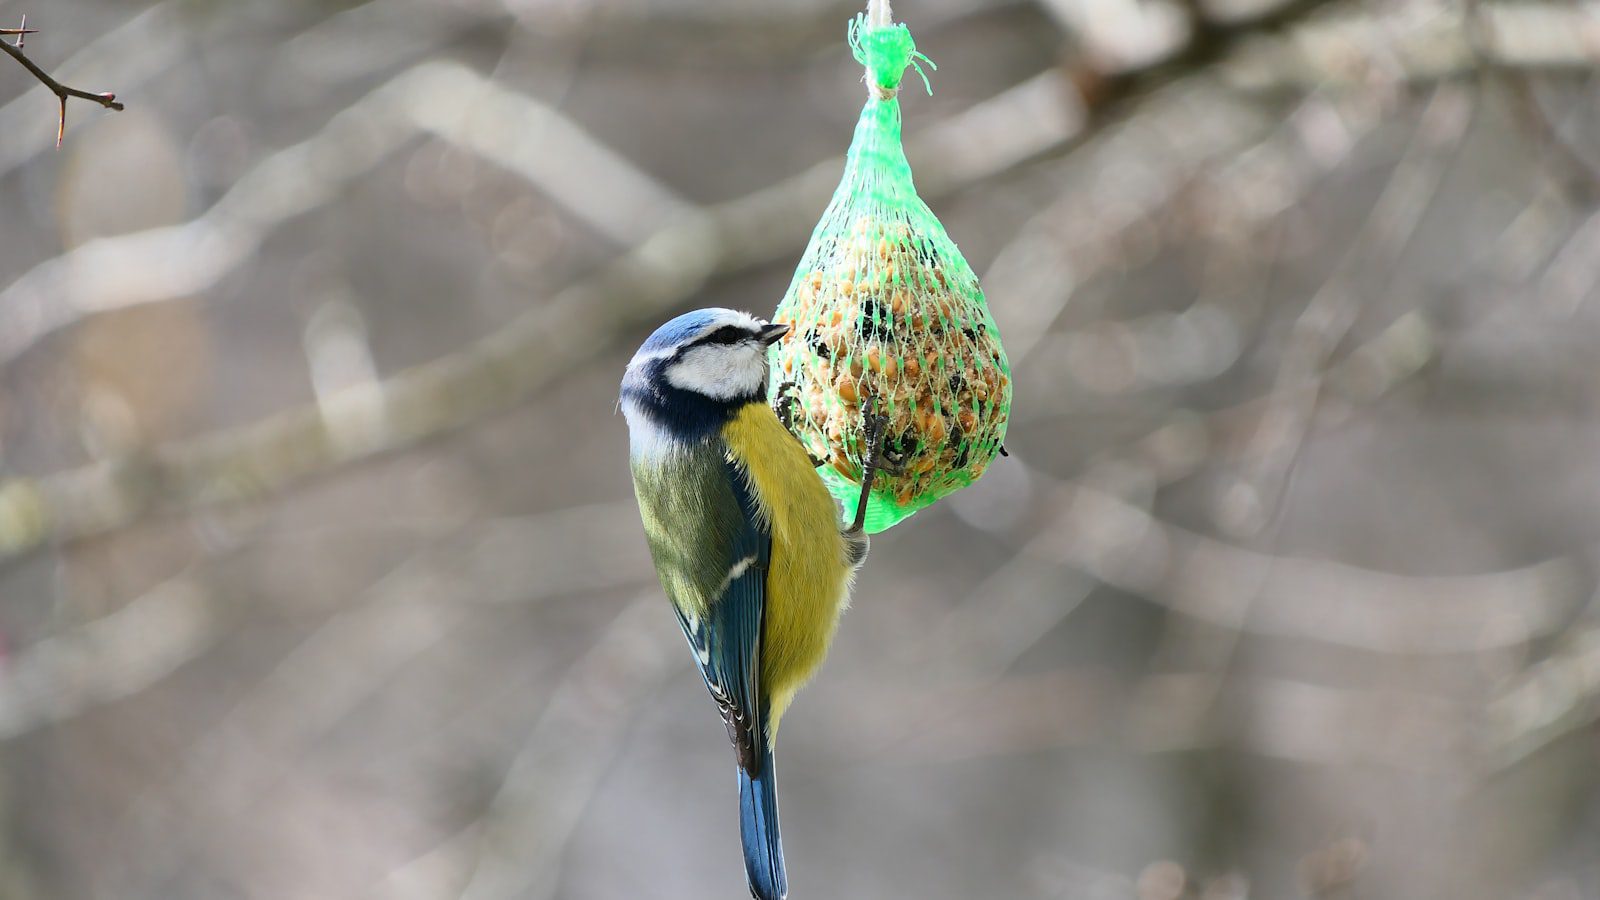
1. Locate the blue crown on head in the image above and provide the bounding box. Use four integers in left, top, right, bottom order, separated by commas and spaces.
640, 309, 724, 354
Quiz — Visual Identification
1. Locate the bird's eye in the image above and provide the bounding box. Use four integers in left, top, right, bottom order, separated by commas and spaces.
703, 326, 748, 346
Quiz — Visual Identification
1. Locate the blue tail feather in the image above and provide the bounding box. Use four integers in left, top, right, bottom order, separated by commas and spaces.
738, 746, 787, 900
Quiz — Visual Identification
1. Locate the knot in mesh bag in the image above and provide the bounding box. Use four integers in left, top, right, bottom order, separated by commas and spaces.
769, 13, 1012, 533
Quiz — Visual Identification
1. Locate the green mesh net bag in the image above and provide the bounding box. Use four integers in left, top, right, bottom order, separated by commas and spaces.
768, 11, 1012, 533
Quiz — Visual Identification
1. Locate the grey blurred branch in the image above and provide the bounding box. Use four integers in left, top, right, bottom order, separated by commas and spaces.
453, 595, 679, 900
0, 502, 652, 746
833, 598, 1600, 774
1486, 613, 1600, 771
1222, 1, 1600, 91
814, 667, 1470, 771
1227, 84, 1472, 539
100, 503, 653, 894
1017, 475, 1584, 655
369, 594, 679, 900
0, 574, 212, 740
0, 16, 123, 146
1465, 0, 1600, 199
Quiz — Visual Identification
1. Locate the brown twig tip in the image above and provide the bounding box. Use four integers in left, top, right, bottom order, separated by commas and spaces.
1, 14, 33, 48
1, 16, 125, 148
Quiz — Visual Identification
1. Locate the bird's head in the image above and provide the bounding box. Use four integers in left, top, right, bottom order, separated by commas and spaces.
620, 308, 789, 452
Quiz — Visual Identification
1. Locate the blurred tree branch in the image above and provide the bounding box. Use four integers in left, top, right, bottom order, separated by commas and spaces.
1464, 0, 1600, 201
1012, 474, 1584, 655
1486, 613, 1600, 772
95, 502, 654, 895
0, 574, 213, 740
812, 666, 1470, 771
0, 16, 122, 146
0, 501, 651, 746
453, 595, 678, 900
818, 601, 1600, 775
1222, 1, 1600, 92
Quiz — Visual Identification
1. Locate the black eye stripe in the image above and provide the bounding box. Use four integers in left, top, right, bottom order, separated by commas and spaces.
696, 325, 749, 346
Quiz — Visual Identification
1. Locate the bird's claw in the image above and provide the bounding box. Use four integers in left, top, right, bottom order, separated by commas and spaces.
774, 381, 801, 434
774, 380, 827, 466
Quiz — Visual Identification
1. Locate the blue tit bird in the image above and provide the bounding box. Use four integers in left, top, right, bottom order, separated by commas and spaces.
620, 308, 884, 900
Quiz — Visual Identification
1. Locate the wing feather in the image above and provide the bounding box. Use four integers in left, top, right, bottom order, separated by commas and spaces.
671, 457, 772, 770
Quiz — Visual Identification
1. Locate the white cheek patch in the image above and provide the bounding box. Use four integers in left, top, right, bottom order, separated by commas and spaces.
665, 344, 767, 400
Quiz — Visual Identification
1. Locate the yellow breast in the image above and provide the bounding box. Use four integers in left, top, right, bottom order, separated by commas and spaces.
722, 403, 855, 733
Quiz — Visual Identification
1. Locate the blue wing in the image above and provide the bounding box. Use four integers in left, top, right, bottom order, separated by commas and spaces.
669, 458, 787, 900
671, 457, 771, 766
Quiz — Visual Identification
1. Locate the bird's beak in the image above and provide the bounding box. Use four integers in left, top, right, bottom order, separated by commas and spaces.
758, 323, 790, 346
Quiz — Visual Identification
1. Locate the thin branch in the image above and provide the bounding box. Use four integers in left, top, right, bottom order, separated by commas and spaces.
0, 5, 175, 173
0, 18, 123, 147
1024, 474, 1583, 656
0, 15, 35, 47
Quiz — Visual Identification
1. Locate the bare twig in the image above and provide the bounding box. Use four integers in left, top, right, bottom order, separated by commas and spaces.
0, 17, 122, 146
0, 15, 35, 46
0, 6, 176, 172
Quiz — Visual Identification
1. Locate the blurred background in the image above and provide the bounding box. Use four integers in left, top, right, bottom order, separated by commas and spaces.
1, 0, 1598, 898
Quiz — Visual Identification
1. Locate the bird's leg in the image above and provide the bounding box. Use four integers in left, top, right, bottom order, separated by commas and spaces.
847, 400, 892, 536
